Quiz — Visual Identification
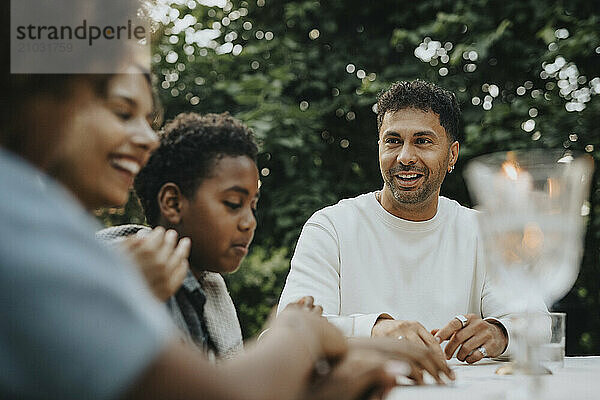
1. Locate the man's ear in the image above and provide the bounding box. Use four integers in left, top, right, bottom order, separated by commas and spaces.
158, 182, 186, 225
449, 140, 460, 170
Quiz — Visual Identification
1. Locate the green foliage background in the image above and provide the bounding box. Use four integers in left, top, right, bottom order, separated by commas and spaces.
98, 0, 600, 354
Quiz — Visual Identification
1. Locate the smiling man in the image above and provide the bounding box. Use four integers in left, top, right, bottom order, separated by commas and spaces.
278, 80, 529, 365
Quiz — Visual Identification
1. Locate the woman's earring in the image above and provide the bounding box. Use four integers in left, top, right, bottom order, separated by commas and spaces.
448, 165, 455, 174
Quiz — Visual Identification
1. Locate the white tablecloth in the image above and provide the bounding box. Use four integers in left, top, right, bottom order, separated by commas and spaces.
387, 357, 600, 400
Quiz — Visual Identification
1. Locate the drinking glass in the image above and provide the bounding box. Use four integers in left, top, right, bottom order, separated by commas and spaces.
464, 150, 593, 378
535, 312, 566, 372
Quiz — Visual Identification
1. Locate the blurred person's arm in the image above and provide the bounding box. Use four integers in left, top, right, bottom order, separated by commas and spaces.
124, 337, 323, 400
347, 337, 454, 385
0, 154, 175, 400
124, 306, 395, 400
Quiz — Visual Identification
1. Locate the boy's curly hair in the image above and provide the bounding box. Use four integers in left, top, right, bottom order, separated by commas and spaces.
134, 112, 258, 225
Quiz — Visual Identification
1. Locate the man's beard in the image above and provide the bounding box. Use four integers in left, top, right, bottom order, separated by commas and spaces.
383, 164, 444, 205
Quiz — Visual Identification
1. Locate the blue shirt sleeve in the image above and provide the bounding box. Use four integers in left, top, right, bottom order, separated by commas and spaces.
0, 150, 175, 400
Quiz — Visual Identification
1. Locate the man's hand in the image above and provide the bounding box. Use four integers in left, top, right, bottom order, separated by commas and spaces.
433, 314, 508, 363
122, 227, 190, 301
349, 337, 454, 385
371, 318, 447, 375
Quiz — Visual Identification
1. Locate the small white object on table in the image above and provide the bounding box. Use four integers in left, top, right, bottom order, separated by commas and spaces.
386, 357, 600, 400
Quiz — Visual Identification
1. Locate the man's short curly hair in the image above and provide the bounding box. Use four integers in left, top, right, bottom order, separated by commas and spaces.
134, 112, 258, 225
376, 80, 461, 142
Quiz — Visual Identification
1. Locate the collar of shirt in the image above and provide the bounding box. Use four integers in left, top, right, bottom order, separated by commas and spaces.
181, 270, 203, 293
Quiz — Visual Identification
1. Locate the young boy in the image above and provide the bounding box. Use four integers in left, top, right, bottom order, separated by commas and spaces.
99, 112, 259, 359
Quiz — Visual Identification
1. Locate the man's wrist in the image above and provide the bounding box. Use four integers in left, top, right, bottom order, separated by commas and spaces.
371, 314, 393, 336
485, 318, 509, 353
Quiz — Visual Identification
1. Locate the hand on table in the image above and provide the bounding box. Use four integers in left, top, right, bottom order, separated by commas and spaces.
433, 314, 508, 364
349, 337, 455, 385
303, 344, 398, 400
371, 318, 447, 376
122, 227, 190, 301
274, 304, 397, 399
304, 335, 456, 400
